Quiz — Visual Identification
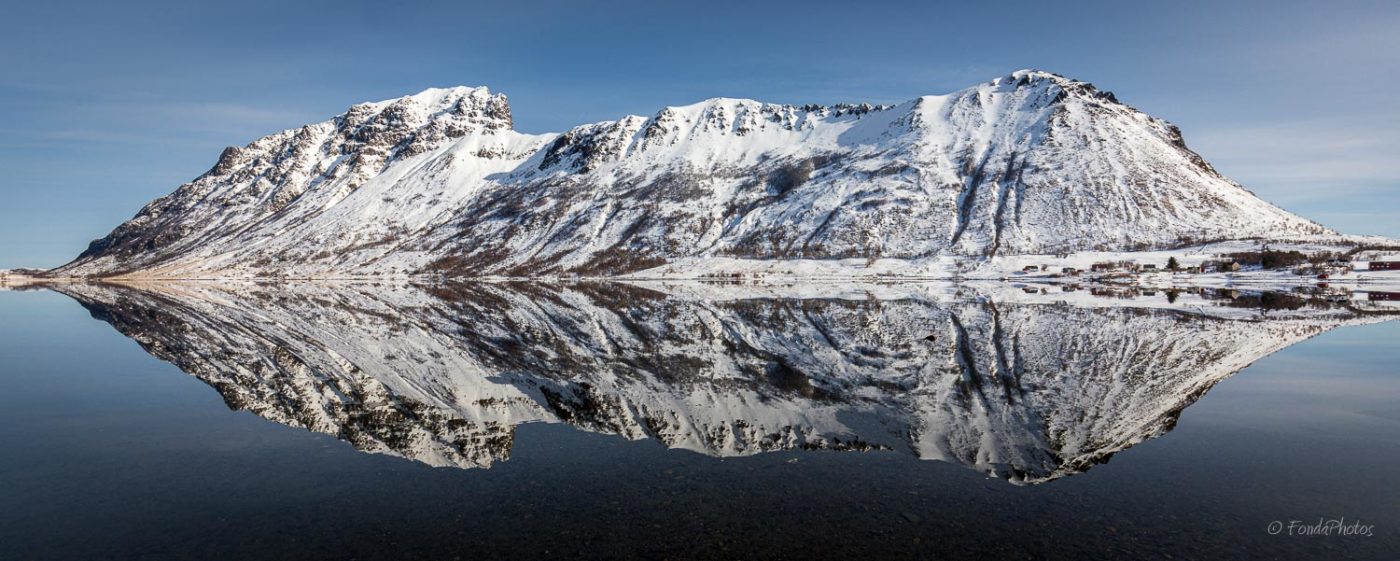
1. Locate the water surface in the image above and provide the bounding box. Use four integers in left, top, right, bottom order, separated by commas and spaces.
0, 282, 1396, 560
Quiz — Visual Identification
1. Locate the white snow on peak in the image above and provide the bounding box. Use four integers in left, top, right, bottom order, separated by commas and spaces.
364, 85, 497, 111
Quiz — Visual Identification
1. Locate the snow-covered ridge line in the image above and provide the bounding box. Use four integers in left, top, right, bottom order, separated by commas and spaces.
52, 280, 1392, 484
52, 69, 1349, 279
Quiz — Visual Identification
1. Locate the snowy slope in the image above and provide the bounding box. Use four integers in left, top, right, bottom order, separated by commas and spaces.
54, 71, 1331, 278
57, 280, 1386, 483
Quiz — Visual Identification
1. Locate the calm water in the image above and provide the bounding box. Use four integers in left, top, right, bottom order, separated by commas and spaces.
0, 283, 1397, 560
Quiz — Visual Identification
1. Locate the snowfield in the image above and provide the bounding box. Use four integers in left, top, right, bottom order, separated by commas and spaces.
627, 238, 1400, 292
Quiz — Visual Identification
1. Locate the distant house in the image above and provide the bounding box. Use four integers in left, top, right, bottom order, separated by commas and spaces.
1368, 261, 1400, 271
1225, 262, 1242, 272
1061, 267, 1079, 275
1023, 265, 1040, 272
1090, 262, 1116, 272
1142, 264, 1158, 270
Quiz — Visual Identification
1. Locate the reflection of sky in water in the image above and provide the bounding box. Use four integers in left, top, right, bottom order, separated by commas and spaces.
1190, 323, 1400, 430
0, 288, 1396, 560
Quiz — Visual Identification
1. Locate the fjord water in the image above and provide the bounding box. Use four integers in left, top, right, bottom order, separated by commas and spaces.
1, 283, 1396, 560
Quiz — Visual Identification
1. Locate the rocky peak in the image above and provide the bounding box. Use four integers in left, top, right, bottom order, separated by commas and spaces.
1000, 69, 1075, 87
350, 86, 512, 128
338, 86, 511, 156
979, 69, 1123, 107
263, 85, 512, 189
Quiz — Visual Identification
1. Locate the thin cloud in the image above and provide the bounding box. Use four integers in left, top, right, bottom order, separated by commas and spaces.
8, 98, 322, 149
1189, 117, 1400, 199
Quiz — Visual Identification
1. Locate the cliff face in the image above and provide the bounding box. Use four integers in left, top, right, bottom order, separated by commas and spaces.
59, 281, 1373, 484
54, 70, 1328, 278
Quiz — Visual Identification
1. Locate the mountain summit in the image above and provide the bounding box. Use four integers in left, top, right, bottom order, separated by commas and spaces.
55, 70, 1331, 278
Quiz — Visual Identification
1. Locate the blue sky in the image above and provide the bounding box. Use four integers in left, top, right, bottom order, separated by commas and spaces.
2, 0, 1397, 268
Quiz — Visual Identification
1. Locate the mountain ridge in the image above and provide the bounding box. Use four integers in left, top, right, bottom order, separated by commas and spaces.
53, 70, 1336, 278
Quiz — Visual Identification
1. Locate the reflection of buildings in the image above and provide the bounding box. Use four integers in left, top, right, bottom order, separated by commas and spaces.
60, 281, 1388, 485
1359, 291, 1400, 311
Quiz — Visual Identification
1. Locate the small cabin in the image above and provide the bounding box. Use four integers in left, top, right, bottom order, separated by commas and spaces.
1141, 264, 1158, 270
1090, 262, 1115, 272
1061, 267, 1079, 275
1023, 265, 1040, 272
1368, 261, 1400, 271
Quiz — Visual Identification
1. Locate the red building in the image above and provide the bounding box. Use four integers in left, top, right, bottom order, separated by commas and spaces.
1368, 261, 1400, 271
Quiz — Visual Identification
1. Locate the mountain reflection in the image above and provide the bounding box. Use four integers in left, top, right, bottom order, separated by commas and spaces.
57, 281, 1386, 485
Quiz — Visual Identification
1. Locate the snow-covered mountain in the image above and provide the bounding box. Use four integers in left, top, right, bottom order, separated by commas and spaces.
54, 70, 1331, 278
57, 281, 1383, 484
